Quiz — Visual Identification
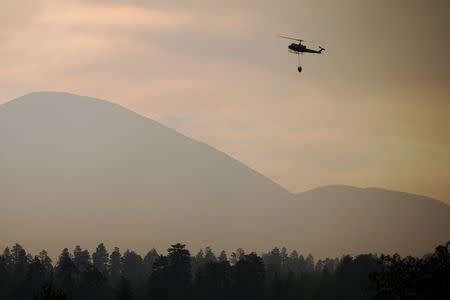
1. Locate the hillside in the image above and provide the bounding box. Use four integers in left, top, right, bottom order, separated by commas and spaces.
288, 185, 450, 256
1, 92, 449, 257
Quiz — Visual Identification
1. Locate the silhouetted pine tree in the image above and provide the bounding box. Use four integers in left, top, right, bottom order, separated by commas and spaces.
167, 243, 192, 300
73, 246, 91, 273
143, 248, 159, 278
109, 247, 122, 287
92, 243, 109, 276
55, 248, 78, 295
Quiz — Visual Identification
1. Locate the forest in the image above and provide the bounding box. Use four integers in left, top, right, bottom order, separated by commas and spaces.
0, 241, 448, 300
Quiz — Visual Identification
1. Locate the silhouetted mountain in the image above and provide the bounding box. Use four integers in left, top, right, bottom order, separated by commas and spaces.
288, 185, 450, 256
0, 92, 449, 257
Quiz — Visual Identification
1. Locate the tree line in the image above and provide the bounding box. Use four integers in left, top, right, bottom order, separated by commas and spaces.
0, 241, 448, 300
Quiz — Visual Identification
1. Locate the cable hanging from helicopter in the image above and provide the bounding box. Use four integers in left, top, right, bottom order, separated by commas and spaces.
297, 53, 302, 73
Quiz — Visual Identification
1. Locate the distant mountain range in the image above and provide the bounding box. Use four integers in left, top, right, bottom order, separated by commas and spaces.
1, 92, 449, 257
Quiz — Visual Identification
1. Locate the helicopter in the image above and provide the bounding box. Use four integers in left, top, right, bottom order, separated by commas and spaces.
280, 35, 325, 72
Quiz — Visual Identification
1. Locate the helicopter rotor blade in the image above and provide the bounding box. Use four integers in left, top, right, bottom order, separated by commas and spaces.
280, 35, 326, 46
279, 35, 304, 42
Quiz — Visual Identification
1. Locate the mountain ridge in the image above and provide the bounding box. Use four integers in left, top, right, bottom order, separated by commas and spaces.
1, 91, 288, 195
10, 92, 447, 204
1, 91, 449, 258
299, 184, 449, 206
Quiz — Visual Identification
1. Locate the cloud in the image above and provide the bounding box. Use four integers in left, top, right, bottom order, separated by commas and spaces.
37, 2, 192, 30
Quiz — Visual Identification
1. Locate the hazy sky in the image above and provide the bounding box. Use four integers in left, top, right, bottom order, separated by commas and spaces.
1, 0, 449, 202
